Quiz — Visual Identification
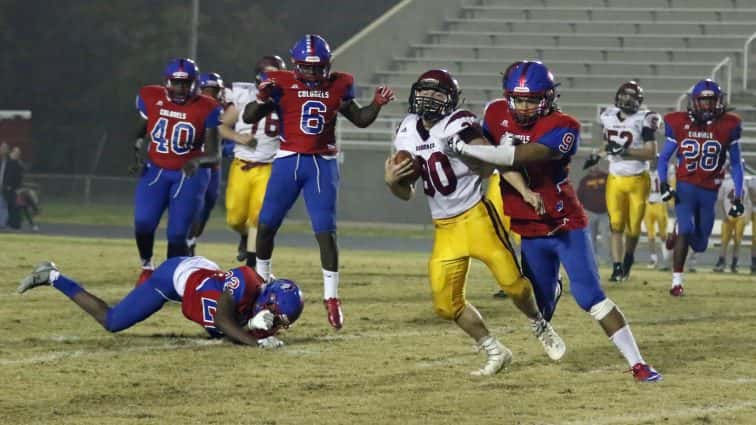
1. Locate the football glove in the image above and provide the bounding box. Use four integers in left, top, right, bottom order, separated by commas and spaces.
256, 80, 278, 104
605, 141, 627, 156
373, 86, 396, 106
728, 198, 745, 218
247, 309, 275, 331
582, 152, 601, 169
257, 335, 284, 349
447, 136, 466, 155
660, 182, 675, 202
128, 138, 146, 175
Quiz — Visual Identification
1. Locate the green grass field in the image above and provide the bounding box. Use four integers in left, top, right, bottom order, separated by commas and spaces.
2, 234, 756, 425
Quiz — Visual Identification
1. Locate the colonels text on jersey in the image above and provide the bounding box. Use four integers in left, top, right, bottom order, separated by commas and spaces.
138, 85, 222, 170
262, 70, 355, 155
394, 110, 483, 219
483, 100, 587, 237
664, 110, 741, 191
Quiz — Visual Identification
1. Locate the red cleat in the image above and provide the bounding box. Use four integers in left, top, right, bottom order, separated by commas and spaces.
631, 363, 663, 382
324, 298, 343, 329
669, 285, 684, 297
135, 269, 153, 287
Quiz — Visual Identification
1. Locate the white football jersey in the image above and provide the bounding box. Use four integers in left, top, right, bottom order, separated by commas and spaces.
600, 106, 660, 176
228, 82, 280, 163
719, 176, 752, 217
648, 167, 675, 203
393, 110, 483, 219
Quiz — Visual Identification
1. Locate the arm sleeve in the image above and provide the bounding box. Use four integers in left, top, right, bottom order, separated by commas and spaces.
204, 106, 223, 129
657, 139, 677, 184
136, 95, 147, 120
729, 141, 744, 198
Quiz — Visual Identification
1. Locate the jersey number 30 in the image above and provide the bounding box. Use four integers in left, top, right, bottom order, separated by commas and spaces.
151, 118, 196, 155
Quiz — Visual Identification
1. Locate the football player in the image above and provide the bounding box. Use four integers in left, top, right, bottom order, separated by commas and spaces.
243, 34, 395, 330
132, 58, 223, 286
643, 161, 672, 270
222, 56, 285, 268
450, 61, 662, 382
597, 82, 660, 281
185, 72, 232, 257
385, 69, 565, 376
713, 166, 751, 273
659, 79, 745, 296
749, 176, 756, 274
17, 258, 304, 348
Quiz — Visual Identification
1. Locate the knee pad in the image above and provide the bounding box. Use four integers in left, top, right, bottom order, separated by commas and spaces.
589, 298, 616, 321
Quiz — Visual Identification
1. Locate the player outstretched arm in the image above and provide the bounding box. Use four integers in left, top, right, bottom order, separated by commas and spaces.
339, 86, 395, 128
213, 290, 261, 346
384, 156, 415, 201
657, 137, 677, 201
220, 105, 255, 147
500, 170, 546, 215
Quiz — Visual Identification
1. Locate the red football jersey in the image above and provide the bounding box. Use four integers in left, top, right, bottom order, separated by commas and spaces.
263, 70, 355, 155
137, 85, 222, 170
663, 111, 741, 191
181, 267, 263, 337
482, 99, 587, 237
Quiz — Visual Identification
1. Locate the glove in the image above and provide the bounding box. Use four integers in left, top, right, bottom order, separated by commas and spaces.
605, 141, 626, 156
247, 309, 275, 331
447, 136, 467, 155
257, 335, 284, 349
256, 80, 278, 104
128, 138, 146, 175
582, 153, 601, 169
660, 182, 675, 202
373, 86, 395, 106
728, 198, 745, 218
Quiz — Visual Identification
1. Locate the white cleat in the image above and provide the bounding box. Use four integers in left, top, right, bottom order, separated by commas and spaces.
18, 261, 58, 294
470, 338, 512, 376
532, 319, 566, 361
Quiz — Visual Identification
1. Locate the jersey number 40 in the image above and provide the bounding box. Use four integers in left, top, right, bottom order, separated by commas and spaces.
151, 118, 197, 155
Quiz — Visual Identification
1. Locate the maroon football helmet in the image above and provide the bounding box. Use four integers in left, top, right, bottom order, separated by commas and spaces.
409, 69, 460, 122
614, 81, 644, 114
255, 55, 287, 84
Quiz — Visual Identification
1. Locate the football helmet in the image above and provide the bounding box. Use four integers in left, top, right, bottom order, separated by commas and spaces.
255, 55, 287, 84
615, 81, 644, 115
253, 279, 304, 332
408, 69, 460, 122
688, 79, 725, 124
199, 72, 225, 102
503, 60, 558, 127
163, 58, 200, 104
290, 34, 331, 85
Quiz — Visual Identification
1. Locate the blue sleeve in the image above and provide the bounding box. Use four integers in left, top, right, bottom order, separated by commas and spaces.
221, 139, 235, 158
657, 139, 677, 183
204, 106, 222, 129
729, 142, 744, 198
664, 118, 675, 140
342, 83, 355, 102
537, 126, 579, 156
136, 95, 147, 119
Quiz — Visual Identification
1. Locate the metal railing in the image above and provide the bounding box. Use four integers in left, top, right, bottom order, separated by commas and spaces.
742, 30, 756, 90
675, 56, 732, 111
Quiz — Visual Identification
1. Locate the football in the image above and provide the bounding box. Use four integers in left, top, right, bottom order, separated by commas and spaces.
392, 150, 421, 184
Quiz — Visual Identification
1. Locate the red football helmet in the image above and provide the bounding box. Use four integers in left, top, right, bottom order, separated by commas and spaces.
408, 69, 460, 122
615, 81, 644, 115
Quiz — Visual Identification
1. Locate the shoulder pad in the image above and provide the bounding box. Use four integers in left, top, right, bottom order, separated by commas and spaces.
433, 109, 477, 139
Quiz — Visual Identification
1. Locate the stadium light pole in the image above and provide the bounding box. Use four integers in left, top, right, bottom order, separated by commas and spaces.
189, 0, 199, 60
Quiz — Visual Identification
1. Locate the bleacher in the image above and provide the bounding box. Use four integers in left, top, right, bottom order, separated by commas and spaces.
338, 0, 756, 166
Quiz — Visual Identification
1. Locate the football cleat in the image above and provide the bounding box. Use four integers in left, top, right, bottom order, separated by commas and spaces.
669, 285, 684, 297
609, 263, 624, 282
18, 261, 58, 294
236, 235, 248, 262
135, 269, 153, 287
532, 318, 566, 361
713, 257, 725, 273
471, 337, 512, 376
324, 298, 343, 329
630, 363, 663, 382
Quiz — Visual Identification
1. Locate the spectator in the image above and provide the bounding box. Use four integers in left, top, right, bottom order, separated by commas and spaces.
578, 167, 610, 263
0, 141, 9, 227
16, 185, 40, 231
3, 146, 25, 229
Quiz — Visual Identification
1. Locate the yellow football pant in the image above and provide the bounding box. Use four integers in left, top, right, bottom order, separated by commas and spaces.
721, 216, 747, 247
485, 172, 520, 245
225, 159, 272, 234
643, 201, 668, 241
606, 172, 650, 237
428, 199, 533, 320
